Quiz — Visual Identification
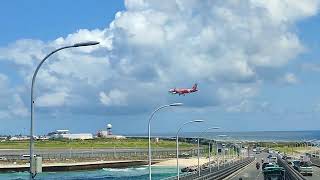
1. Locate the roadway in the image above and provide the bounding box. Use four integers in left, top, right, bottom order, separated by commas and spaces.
227, 152, 267, 180
227, 152, 320, 180
305, 166, 320, 180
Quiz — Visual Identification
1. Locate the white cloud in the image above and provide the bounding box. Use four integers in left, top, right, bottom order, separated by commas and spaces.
99, 89, 128, 106
0, 0, 319, 117
281, 73, 299, 84
53, 29, 112, 52
37, 91, 69, 107
225, 100, 271, 113
252, 0, 319, 23
0, 73, 28, 118
8, 94, 28, 117
301, 63, 320, 72
217, 85, 258, 103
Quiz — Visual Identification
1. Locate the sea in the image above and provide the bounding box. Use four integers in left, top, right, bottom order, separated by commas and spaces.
1, 130, 320, 179
0, 166, 177, 180
153, 130, 320, 142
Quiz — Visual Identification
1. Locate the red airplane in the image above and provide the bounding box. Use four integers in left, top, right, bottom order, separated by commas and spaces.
169, 83, 198, 95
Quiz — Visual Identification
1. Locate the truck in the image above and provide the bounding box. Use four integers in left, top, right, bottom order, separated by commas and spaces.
263, 165, 285, 180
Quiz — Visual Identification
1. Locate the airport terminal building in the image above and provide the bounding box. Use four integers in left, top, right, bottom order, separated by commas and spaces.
48, 130, 93, 140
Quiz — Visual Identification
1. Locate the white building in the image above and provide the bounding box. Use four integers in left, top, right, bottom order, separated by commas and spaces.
9, 136, 29, 141
59, 133, 93, 140
49, 130, 93, 140
97, 123, 126, 139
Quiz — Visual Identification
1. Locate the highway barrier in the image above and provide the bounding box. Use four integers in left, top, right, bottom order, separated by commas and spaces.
309, 156, 320, 167
0, 148, 205, 162
277, 155, 306, 180
165, 157, 254, 180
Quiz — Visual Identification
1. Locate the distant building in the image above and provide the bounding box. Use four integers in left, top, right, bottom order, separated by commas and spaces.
48, 130, 93, 140
59, 133, 93, 140
97, 123, 126, 139
9, 136, 29, 141
107, 124, 112, 135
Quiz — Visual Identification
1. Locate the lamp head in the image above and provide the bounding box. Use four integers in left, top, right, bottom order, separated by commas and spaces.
73, 41, 100, 47
169, 103, 183, 106
193, 119, 204, 123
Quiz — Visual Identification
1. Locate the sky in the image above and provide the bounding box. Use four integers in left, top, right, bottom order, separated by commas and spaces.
0, 0, 320, 135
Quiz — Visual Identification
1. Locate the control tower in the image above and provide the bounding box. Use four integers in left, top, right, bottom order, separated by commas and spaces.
107, 124, 112, 135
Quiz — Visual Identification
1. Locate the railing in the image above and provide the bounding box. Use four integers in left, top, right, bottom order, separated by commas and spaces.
310, 156, 320, 167
1, 148, 206, 161
164, 157, 254, 180
277, 155, 306, 180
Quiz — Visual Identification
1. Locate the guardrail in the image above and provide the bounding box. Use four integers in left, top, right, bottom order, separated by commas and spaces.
0, 148, 205, 161
164, 157, 254, 180
277, 156, 306, 180
309, 156, 320, 167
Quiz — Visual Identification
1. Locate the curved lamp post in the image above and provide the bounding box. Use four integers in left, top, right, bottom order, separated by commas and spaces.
30, 41, 100, 179
148, 103, 183, 180
218, 134, 228, 168
176, 120, 204, 180
197, 127, 220, 176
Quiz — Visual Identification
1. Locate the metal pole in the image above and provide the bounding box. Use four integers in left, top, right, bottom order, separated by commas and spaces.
209, 141, 211, 172
217, 141, 219, 170
176, 120, 203, 180
148, 105, 167, 180
29, 42, 99, 179
223, 148, 225, 166
176, 133, 180, 180
197, 127, 220, 177
198, 137, 200, 176
148, 103, 182, 180
30, 45, 72, 179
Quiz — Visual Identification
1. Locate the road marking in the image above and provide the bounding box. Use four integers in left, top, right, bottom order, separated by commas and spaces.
224, 158, 256, 180
256, 170, 262, 180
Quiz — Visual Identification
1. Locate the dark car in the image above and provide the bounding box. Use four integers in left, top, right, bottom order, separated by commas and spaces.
262, 163, 276, 170
262, 162, 269, 170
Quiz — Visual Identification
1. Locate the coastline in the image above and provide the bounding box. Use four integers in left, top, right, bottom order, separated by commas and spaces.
153, 157, 210, 167
0, 160, 156, 172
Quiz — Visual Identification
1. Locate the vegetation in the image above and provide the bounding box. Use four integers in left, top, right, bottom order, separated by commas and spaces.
273, 146, 310, 155
0, 138, 195, 149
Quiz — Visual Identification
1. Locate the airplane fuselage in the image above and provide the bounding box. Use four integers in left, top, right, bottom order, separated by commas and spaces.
169, 83, 198, 95
169, 88, 197, 95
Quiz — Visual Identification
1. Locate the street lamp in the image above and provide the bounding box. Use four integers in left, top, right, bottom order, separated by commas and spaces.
29, 41, 100, 179
197, 127, 220, 176
176, 120, 204, 180
218, 135, 228, 168
148, 103, 183, 180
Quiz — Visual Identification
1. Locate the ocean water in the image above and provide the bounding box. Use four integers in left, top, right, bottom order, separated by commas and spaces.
2, 130, 320, 179
0, 166, 177, 180
201, 130, 320, 142
173, 130, 320, 142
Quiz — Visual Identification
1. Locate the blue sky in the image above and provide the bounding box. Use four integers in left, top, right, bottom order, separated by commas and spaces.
0, 0, 320, 135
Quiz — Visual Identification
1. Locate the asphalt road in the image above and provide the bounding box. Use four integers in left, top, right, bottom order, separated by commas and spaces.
305, 165, 320, 180
228, 152, 268, 180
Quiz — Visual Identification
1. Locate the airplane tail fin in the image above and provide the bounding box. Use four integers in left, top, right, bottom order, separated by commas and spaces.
192, 83, 198, 90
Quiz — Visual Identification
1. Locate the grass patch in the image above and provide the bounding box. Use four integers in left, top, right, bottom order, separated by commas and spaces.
0, 138, 194, 149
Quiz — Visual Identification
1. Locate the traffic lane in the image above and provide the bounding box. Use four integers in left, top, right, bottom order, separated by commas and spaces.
305, 166, 320, 180
228, 152, 267, 180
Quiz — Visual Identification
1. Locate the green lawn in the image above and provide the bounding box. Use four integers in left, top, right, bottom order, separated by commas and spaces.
273, 146, 309, 155
0, 138, 194, 149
